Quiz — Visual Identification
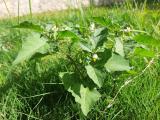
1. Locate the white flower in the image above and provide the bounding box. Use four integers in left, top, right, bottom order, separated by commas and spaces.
93, 54, 98, 59
92, 53, 98, 62
124, 27, 131, 33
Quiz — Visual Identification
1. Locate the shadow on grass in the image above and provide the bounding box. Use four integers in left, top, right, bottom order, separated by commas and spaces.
0, 61, 76, 120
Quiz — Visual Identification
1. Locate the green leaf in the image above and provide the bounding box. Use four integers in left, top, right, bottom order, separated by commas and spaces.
13, 32, 48, 65
115, 38, 124, 57
58, 30, 79, 40
59, 72, 101, 116
85, 65, 105, 88
91, 27, 108, 49
93, 27, 107, 37
134, 47, 155, 57
92, 17, 112, 26
30, 43, 50, 60
59, 72, 81, 103
95, 49, 112, 67
79, 42, 92, 53
80, 85, 101, 116
36, 43, 50, 54
12, 21, 43, 32
105, 53, 131, 72
134, 34, 160, 47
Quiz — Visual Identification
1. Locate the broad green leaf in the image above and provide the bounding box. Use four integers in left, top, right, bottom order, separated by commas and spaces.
134, 47, 155, 57
80, 85, 101, 116
93, 27, 108, 37
58, 30, 79, 40
95, 49, 112, 67
115, 38, 124, 57
36, 43, 50, 54
13, 32, 48, 65
91, 27, 108, 49
59, 72, 81, 103
92, 17, 112, 26
12, 21, 43, 32
105, 53, 131, 72
59, 72, 101, 116
85, 65, 105, 88
134, 34, 160, 47
79, 42, 92, 53
30, 43, 50, 60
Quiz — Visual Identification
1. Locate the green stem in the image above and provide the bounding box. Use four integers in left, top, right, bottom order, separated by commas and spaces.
66, 54, 84, 79
18, 0, 20, 24
29, 0, 32, 19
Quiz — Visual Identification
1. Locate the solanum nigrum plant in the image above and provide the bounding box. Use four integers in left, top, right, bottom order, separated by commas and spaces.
11, 17, 160, 116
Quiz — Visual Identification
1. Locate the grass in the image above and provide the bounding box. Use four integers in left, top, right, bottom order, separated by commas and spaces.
0, 5, 160, 120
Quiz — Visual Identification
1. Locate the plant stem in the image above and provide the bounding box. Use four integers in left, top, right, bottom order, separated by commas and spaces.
29, 0, 32, 19
17, 0, 20, 24
66, 54, 84, 79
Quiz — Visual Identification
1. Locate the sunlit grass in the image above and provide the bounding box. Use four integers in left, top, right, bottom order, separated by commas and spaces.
0, 4, 160, 120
